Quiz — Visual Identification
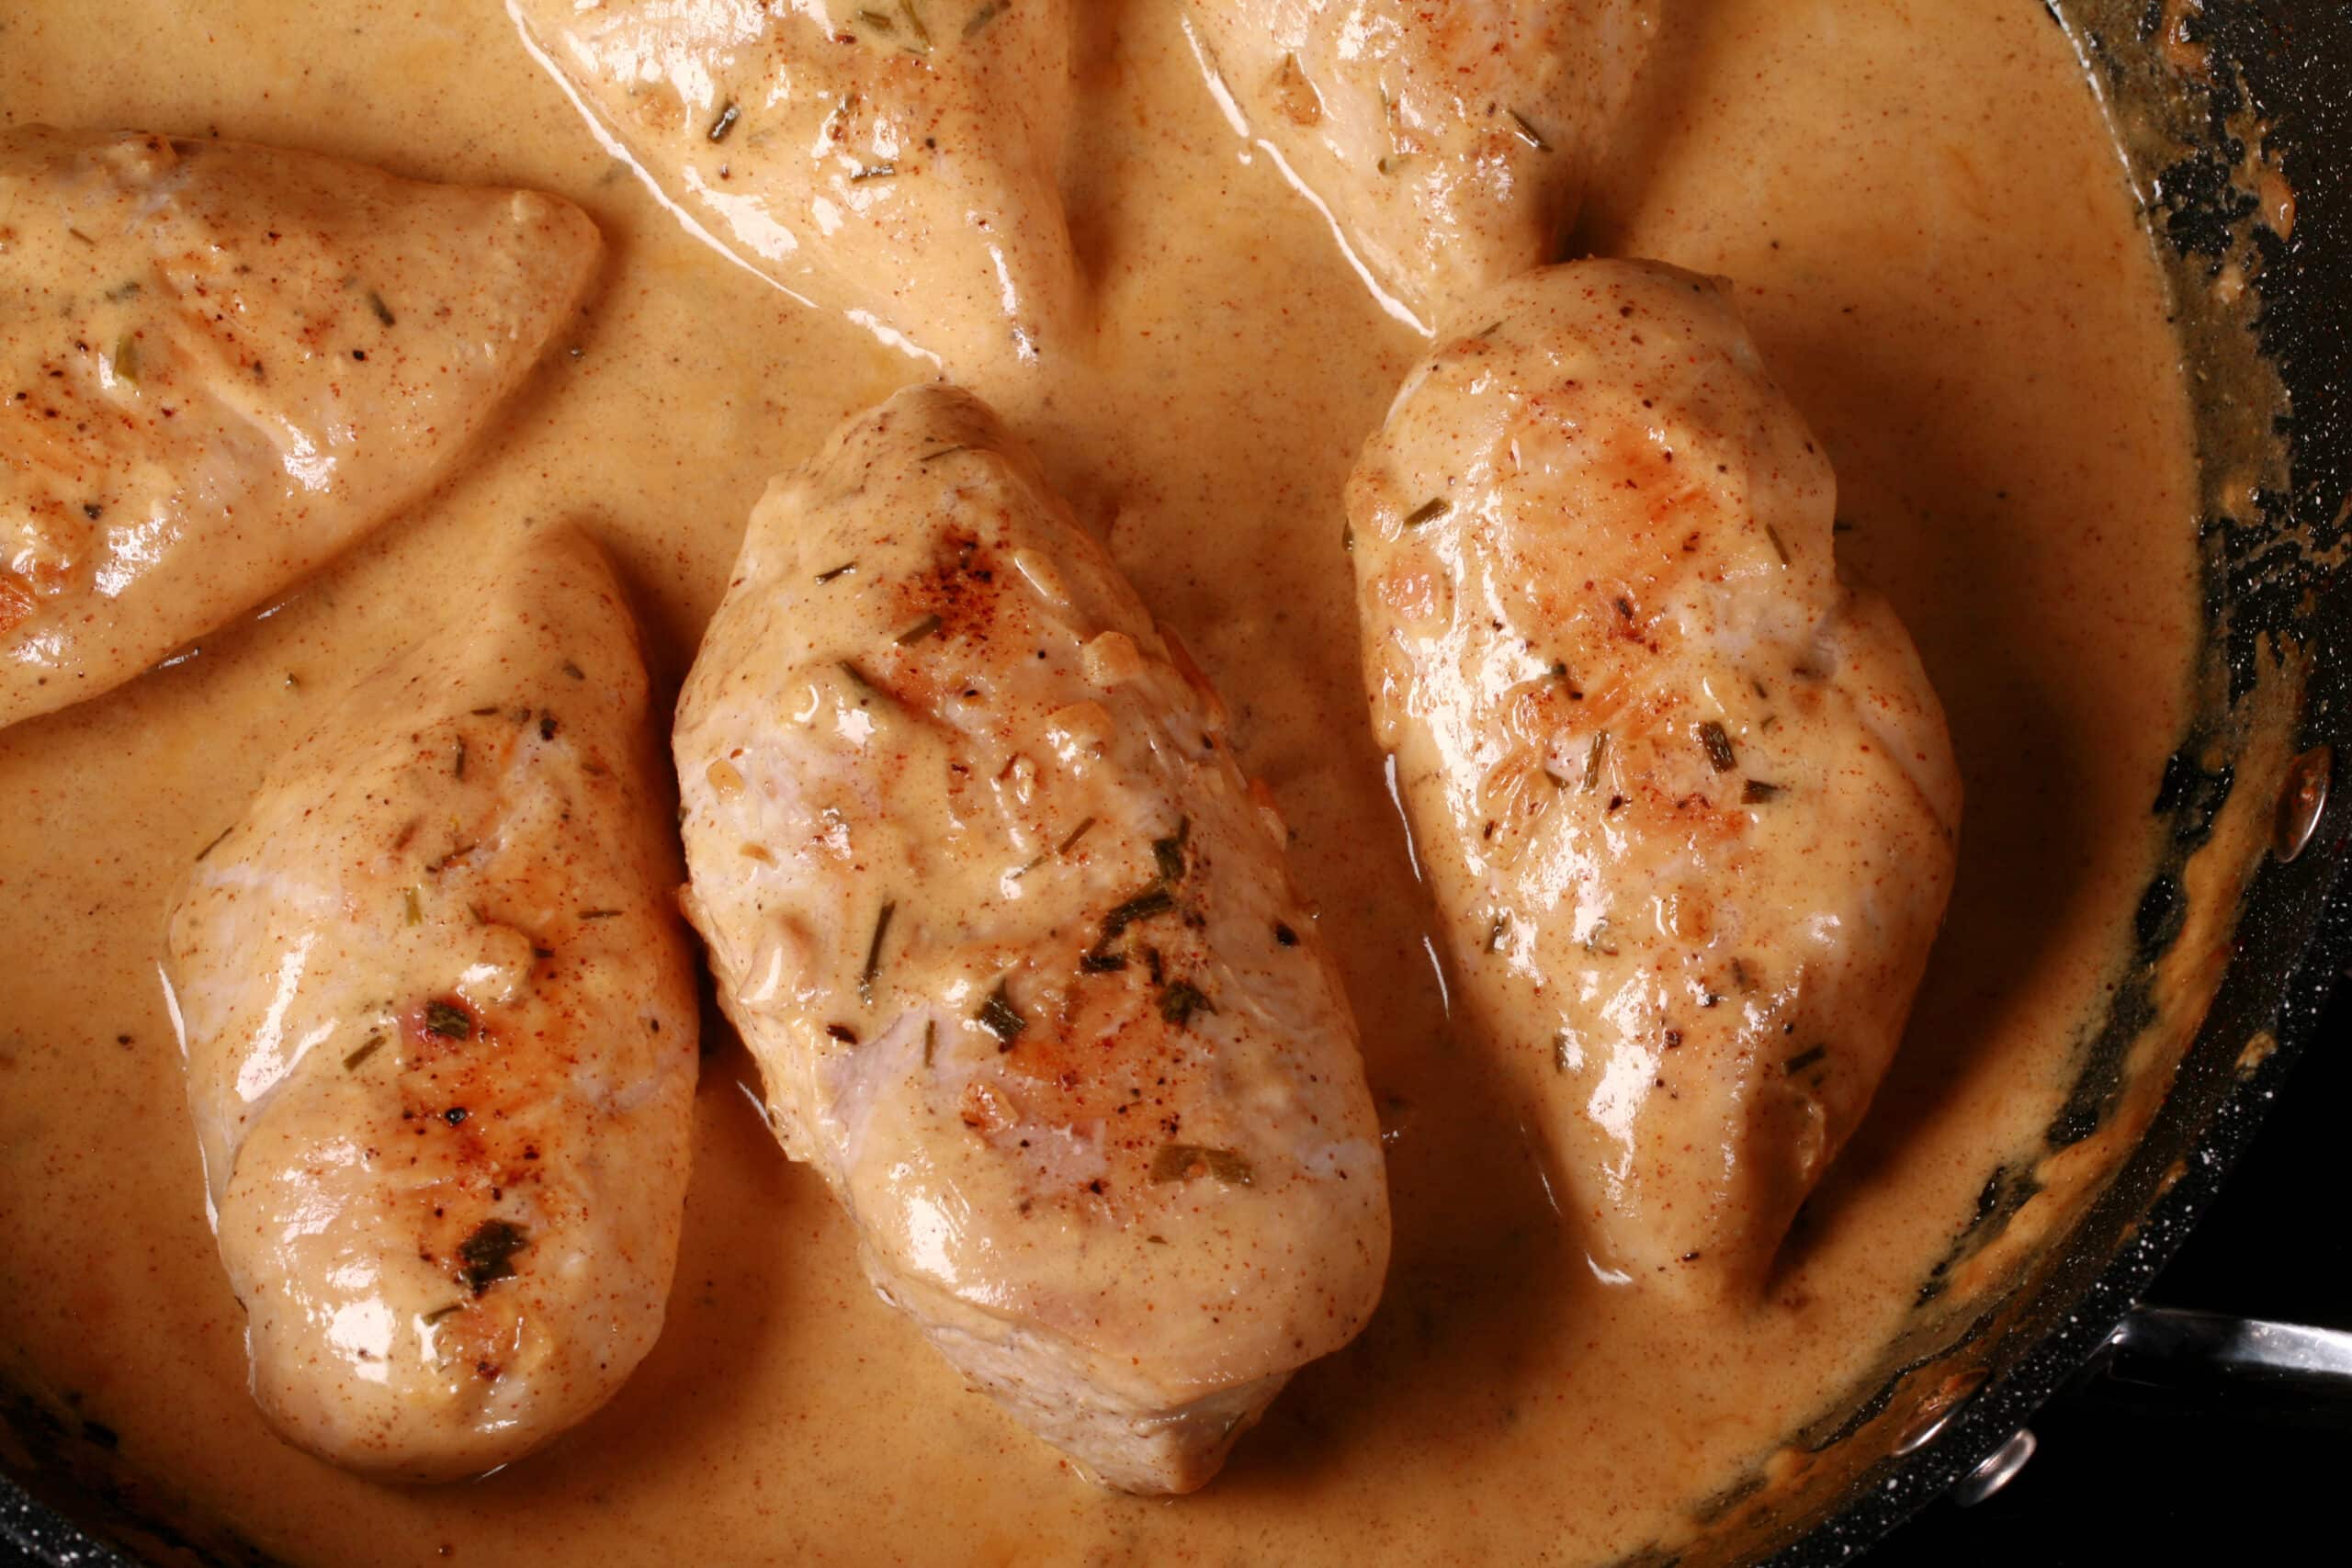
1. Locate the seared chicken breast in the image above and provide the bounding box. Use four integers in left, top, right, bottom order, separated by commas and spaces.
1348, 261, 1959, 1304
1182, 0, 1654, 332
511, 0, 1079, 378
0, 126, 598, 729
674, 385, 1389, 1493
163, 528, 697, 1480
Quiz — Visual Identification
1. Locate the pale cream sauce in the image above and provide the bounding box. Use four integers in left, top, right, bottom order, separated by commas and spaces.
0, 1, 2199, 1563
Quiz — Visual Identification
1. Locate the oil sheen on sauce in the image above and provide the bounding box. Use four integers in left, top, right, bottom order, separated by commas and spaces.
0, 2, 2198, 1563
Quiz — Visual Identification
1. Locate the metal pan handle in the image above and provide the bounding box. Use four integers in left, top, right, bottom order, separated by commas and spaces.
1942, 1306, 2352, 1508
2092, 1304, 2352, 1417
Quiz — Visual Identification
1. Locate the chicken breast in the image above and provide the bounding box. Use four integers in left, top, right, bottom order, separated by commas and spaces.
510, 0, 1079, 378
1348, 261, 1960, 1305
163, 528, 697, 1481
1182, 1, 1654, 333
0, 126, 598, 730
673, 385, 1389, 1493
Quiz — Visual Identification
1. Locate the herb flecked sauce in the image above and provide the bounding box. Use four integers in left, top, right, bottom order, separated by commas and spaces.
0, 1, 2200, 1562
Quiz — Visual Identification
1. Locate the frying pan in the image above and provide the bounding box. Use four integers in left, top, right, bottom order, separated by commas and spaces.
5, 1, 2348, 1562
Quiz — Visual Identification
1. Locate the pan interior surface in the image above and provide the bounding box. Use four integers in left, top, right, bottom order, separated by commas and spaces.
1, 1, 2335, 1564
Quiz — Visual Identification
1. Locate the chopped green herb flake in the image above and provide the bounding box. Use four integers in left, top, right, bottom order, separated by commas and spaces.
424, 1000, 473, 1041
899, 0, 932, 49
1149, 1145, 1254, 1186
421, 1302, 465, 1325
826, 1022, 860, 1044
1086, 884, 1179, 973
1583, 731, 1611, 791
1486, 912, 1511, 953
451, 740, 467, 780
195, 824, 234, 862
1742, 779, 1782, 804
922, 1018, 937, 1066
1786, 1045, 1827, 1076
367, 291, 396, 328
861, 901, 897, 1003
816, 561, 858, 583
1102, 887, 1175, 939
457, 1219, 529, 1293
895, 614, 943, 646
1507, 108, 1553, 151
1404, 496, 1450, 528
1763, 522, 1791, 565
343, 1033, 385, 1072
1057, 817, 1097, 856
963, 0, 1004, 37
919, 444, 967, 464
975, 980, 1027, 1047
1159, 980, 1214, 1028
1700, 721, 1737, 773
707, 102, 741, 142
1152, 818, 1190, 884
403, 886, 424, 927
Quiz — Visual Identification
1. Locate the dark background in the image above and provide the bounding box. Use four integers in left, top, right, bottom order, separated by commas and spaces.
1871, 978, 2352, 1562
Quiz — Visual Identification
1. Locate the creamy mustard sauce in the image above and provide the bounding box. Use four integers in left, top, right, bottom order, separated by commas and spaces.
0, 1, 2197, 1563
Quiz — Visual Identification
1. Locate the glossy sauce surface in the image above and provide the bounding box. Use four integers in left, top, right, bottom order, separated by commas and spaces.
0, 1, 2199, 1563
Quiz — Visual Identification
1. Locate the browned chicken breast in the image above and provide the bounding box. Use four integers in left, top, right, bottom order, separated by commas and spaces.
1182, 0, 1655, 332
510, 0, 1079, 378
1348, 260, 1960, 1305
673, 385, 1389, 1493
0, 126, 598, 729
163, 528, 697, 1481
